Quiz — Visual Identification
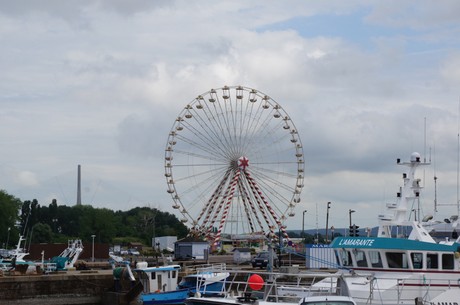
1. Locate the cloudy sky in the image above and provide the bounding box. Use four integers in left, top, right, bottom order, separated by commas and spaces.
1, 1, 460, 233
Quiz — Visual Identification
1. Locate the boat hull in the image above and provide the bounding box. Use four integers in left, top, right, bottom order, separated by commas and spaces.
141, 281, 225, 305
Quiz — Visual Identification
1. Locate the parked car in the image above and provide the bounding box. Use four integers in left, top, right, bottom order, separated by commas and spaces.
128, 248, 140, 255
251, 251, 279, 268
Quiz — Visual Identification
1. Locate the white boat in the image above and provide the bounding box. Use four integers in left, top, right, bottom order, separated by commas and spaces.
185, 296, 357, 305
186, 295, 357, 305
0, 261, 11, 272
324, 152, 460, 304
184, 269, 356, 305
8, 235, 29, 262
132, 263, 229, 305
0, 234, 38, 274
422, 214, 460, 241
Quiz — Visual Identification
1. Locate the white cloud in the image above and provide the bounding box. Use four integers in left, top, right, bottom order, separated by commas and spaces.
1, 1, 460, 232
14, 171, 39, 187
440, 53, 460, 85
365, 0, 460, 29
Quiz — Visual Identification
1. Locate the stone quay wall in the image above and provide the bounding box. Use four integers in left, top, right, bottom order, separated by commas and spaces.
0, 270, 114, 305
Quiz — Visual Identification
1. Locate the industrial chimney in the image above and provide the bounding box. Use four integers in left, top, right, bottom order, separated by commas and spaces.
77, 164, 82, 205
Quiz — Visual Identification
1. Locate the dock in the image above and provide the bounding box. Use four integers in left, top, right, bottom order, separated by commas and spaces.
0, 269, 130, 305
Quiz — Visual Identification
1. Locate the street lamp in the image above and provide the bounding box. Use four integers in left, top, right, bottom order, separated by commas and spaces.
325, 202, 331, 243
91, 235, 96, 262
155, 242, 160, 266
6, 227, 10, 250
302, 210, 307, 241
349, 209, 355, 232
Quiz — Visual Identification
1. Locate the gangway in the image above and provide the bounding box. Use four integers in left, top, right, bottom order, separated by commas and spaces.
51, 239, 84, 270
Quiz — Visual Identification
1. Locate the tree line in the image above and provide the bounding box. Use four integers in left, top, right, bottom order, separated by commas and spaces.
0, 190, 188, 248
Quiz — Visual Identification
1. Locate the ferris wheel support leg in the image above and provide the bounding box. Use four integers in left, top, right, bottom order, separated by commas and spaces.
244, 170, 291, 242
243, 171, 277, 238
213, 171, 241, 245
199, 169, 232, 236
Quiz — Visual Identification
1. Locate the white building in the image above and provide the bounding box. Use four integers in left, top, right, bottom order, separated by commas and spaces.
152, 236, 177, 252
174, 237, 209, 260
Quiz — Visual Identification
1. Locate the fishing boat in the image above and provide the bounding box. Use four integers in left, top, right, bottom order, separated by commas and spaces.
325, 152, 460, 304
184, 268, 356, 305
186, 295, 357, 305
134, 263, 229, 305
7, 235, 29, 262
0, 234, 38, 274
0, 261, 11, 272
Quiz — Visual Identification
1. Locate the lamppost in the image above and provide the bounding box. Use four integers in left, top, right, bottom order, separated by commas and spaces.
155, 242, 160, 266
91, 234, 96, 262
52, 218, 58, 232
302, 210, 307, 241
325, 202, 331, 243
6, 227, 10, 250
348, 209, 356, 236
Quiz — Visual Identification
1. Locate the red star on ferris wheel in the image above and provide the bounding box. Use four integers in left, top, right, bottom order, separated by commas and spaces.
238, 156, 249, 170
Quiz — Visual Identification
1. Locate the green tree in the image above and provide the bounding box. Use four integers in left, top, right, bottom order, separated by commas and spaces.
7, 194, 189, 247
78, 206, 116, 243
31, 223, 53, 243
0, 190, 22, 248
57, 205, 81, 238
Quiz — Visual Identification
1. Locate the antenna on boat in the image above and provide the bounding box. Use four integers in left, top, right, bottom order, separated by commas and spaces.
457, 99, 460, 216
315, 202, 319, 244
424, 117, 427, 163
434, 145, 438, 213
422, 117, 429, 217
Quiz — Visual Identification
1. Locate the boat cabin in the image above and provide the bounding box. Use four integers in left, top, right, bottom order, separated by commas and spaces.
135, 263, 181, 294
331, 237, 460, 272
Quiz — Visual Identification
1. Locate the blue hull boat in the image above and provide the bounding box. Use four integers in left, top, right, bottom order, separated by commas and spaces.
134, 263, 229, 305
142, 281, 226, 305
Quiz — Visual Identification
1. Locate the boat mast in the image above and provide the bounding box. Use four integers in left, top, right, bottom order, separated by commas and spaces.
377, 153, 435, 242
457, 99, 460, 216
434, 148, 438, 213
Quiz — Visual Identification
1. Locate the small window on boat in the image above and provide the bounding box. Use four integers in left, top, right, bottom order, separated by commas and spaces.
172, 270, 176, 278
339, 250, 353, 267
410, 252, 423, 269
354, 250, 368, 267
368, 251, 383, 268
427, 253, 438, 269
334, 250, 341, 266
151, 272, 156, 280
442, 254, 454, 270
386, 252, 408, 269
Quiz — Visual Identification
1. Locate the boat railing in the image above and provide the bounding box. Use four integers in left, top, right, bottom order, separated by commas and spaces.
43, 262, 57, 273
397, 277, 459, 304
351, 275, 458, 305
196, 268, 346, 302
186, 263, 227, 274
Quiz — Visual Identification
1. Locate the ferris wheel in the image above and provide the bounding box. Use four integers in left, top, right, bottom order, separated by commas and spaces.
165, 86, 304, 244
